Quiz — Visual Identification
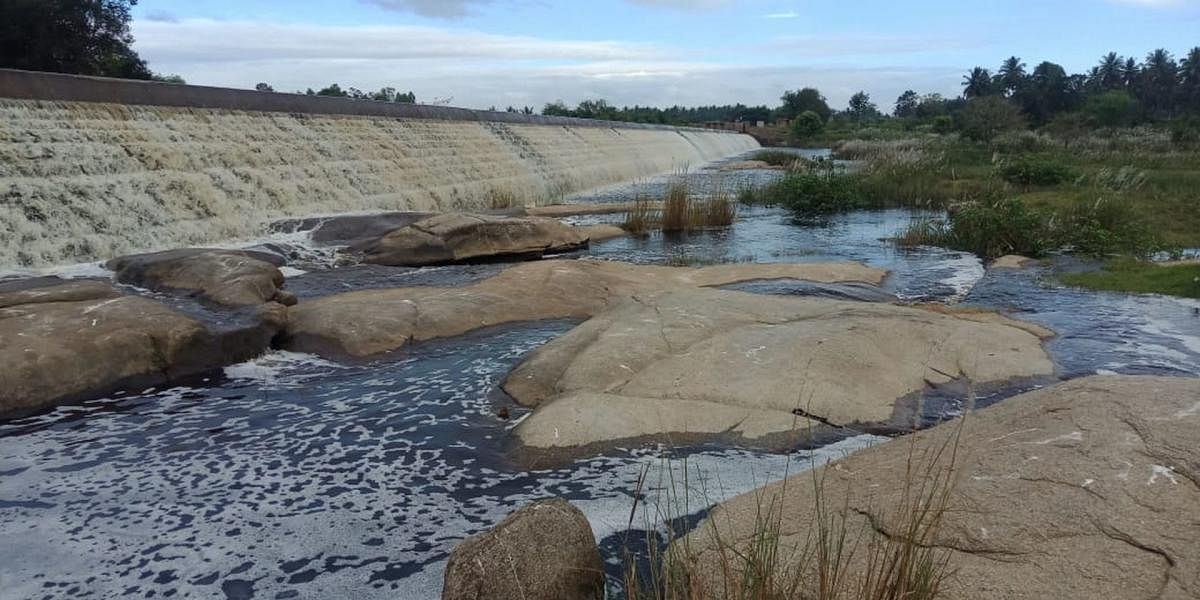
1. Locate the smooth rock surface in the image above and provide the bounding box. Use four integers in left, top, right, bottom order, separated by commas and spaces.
991, 254, 1037, 269
0, 280, 286, 416
106, 248, 288, 306
442, 498, 604, 600
360, 213, 590, 267
505, 288, 1055, 455
282, 259, 886, 358
685, 376, 1200, 600
0, 277, 120, 308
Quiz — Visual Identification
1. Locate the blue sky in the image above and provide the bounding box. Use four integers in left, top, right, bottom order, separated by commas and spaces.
130, 0, 1200, 111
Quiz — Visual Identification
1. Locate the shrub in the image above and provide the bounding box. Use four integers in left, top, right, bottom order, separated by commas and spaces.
1051, 197, 1161, 256
931, 115, 954, 135
957, 97, 1024, 142
897, 199, 1050, 258
995, 157, 1074, 186
1084, 91, 1139, 127
790, 111, 825, 142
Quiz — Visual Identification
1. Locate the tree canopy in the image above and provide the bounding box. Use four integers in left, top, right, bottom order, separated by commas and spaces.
0, 0, 150, 79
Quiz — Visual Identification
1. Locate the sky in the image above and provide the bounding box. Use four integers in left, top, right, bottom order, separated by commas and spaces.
130, 0, 1200, 112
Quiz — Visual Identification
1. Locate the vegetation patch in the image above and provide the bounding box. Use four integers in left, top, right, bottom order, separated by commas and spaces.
623, 179, 737, 234
1060, 258, 1200, 298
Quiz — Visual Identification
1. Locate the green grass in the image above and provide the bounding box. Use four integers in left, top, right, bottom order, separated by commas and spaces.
751, 150, 804, 167
1060, 259, 1200, 298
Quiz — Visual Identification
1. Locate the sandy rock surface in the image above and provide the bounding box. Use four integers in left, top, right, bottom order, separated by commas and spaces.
282, 258, 886, 358
0, 278, 286, 416
106, 248, 289, 306
360, 213, 590, 267
685, 375, 1200, 600
505, 288, 1055, 456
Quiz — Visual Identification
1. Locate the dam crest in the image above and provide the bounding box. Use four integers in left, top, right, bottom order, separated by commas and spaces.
0, 69, 758, 268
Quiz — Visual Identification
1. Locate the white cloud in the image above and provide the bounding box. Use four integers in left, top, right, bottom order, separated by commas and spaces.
764, 11, 800, 19
131, 19, 962, 110
362, 0, 493, 18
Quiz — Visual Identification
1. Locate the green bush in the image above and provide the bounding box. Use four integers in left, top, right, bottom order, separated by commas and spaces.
746, 170, 864, 217
1052, 197, 1161, 256
944, 198, 1051, 257
958, 97, 1024, 142
995, 157, 1074, 186
789, 110, 825, 141
931, 115, 955, 135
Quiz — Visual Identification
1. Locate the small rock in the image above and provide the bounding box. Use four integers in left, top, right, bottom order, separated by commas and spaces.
358, 213, 589, 267
106, 248, 287, 306
442, 498, 603, 600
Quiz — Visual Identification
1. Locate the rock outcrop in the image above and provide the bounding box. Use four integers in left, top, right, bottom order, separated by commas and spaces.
281, 259, 886, 358
442, 498, 604, 600
685, 375, 1200, 600
990, 255, 1037, 269
106, 248, 291, 306
0, 278, 285, 417
503, 288, 1055, 459
359, 213, 590, 267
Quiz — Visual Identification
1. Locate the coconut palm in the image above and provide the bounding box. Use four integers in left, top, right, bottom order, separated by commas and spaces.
1122, 57, 1141, 89
1141, 49, 1180, 116
1181, 47, 1200, 110
997, 56, 1027, 96
1094, 52, 1124, 91
962, 67, 995, 98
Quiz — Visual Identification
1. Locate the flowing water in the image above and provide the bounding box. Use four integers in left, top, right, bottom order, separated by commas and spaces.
2, 155, 1199, 599
0, 100, 755, 268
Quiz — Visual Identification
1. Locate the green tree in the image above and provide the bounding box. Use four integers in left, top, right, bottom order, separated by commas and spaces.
962, 67, 995, 98
1093, 52, 1125, 91
958, 96, 1024, 142
255, 82, 275, 92
1181, 47, 1200, 112
789, 111, 825, 141
997, 56, 1027, 96
316, 83, 349, 97
846, 91, 880, 123
1084, 90, 1139, 127
1018, 61, 1072, 124
1139, 48, 1180, 118
151, 73, 186, 84
779, 88, 832, 122
0, 0, 151, 79
894, 90, 919, 118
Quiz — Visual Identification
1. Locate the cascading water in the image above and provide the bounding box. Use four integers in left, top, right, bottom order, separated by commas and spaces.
0, 100, 757, 267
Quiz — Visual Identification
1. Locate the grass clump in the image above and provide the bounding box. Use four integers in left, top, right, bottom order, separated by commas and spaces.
995, 156, 1074, 186
1060, 258, 1200, 298
623, 178, 736, 234
621, 426, 962, 600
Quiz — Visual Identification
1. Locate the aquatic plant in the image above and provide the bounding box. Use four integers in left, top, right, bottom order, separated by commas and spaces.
622, 178, 736, 234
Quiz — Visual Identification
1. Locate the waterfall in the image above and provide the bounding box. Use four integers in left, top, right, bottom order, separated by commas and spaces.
0, 100, 758, 268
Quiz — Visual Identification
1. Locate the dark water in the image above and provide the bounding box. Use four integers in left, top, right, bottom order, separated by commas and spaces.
3, 157, 1199, 599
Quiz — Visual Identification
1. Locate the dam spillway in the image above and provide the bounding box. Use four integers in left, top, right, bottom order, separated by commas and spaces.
0, 70, 758, 268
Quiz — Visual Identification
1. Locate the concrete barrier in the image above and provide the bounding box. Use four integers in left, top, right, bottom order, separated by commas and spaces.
0, 68, 731, 134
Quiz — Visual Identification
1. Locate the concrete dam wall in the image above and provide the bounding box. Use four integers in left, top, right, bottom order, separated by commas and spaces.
0, 69, 758, 268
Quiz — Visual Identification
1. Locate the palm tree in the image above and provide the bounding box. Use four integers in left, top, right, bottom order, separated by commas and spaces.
1094, 52, 1124, 90
1121, 57, 1140, 89
1141, 48, 1180, 116
962, 67, 994, 99
997, 56, 1027, 96
1181, 47, 1200, 111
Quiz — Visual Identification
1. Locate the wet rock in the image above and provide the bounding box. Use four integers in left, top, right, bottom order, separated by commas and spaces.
504, 287, 1054, 458
282, 259, 886, 358
106, 248, 289, 306
575, 223, 627, 243
526, 202, 647, 218
0, 280, 285, 417
442, 498, 603, 600
991, 255, 1037, 269
304, 212, 434, 246
0, 277, 119, 308
358, 213, 590, 267
685, 375, 1200, 600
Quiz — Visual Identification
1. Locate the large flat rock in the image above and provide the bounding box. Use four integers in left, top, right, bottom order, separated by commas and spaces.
685, 375, 1200, 599
0, 279, 285, 417
106, 248, 291, 306
359, 213, 590, 267
503, 288, 1055, 458
281, 259, 886, 359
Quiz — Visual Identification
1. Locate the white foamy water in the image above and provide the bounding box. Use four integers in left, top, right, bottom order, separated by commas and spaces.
0, 101, 757, 268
